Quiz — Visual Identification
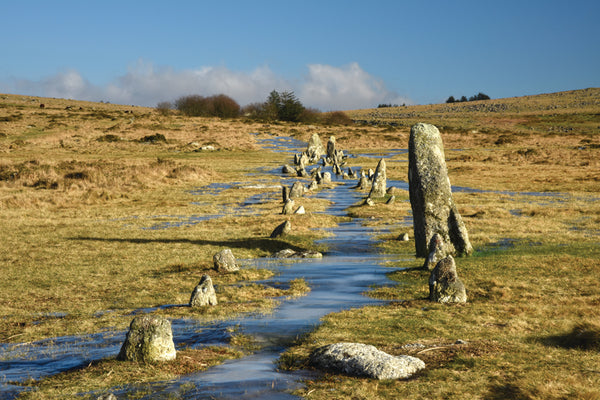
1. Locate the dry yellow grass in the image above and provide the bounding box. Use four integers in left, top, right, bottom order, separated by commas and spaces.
1, 89, 599, 398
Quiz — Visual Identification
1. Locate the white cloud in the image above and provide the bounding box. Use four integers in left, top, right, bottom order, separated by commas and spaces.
300, 63, 409, 111
1, 61, 410, 110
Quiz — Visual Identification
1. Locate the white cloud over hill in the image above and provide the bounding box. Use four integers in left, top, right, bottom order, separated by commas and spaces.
2, 61, 409, 111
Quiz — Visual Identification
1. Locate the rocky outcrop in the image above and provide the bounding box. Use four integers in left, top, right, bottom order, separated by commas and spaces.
429, 255, 467, 303
189, 275, 218, 307
213, 249, 239, 273
310, 342, 425, 380
369, 158, 387, 198
408, 123, 473, 258
270, 220, 291, 238
117, 315, 177, 363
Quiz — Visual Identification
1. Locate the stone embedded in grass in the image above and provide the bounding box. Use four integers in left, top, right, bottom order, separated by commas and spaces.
117, 315, 176, 363
271, 248, 323, 258
189, 274, 218, 307
310, 342, 426, 380
270, 220, 291, 238
289, 181, 305, 199
282, 199, 295, 215
355, 171, 371, 190
408, 122, 473, 258
213, 249, 239, 273
294, 205, 306, 215
423, 233, 448, 270
386, 195, 396, 205
282, 165, 295, 174
398, 232, 410, 241
369, 158, 387, 198
321, 172, 332, 184
429, 255, 467, 303
364, 197, 375, 206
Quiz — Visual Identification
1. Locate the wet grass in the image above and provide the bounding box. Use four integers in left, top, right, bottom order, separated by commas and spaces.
1, 89, 599, 398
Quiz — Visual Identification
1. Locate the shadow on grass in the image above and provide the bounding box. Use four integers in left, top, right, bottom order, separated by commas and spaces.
536, 322, 600, 351
69, 236, 309, 255
485, 383, 531, 400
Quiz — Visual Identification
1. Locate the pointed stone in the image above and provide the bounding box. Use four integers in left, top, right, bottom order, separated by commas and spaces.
408, 123, 473, 257
189, 275, 218, 307
369, 158, 387, 198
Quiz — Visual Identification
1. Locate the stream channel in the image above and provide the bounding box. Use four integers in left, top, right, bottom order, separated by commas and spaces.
0, 135, 414, 399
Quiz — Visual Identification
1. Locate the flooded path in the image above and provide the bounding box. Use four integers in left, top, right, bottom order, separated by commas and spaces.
0, 134, 568, 398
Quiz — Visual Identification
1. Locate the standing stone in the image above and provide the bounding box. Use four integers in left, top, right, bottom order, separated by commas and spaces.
386, 195, 396, 205
369, 158, 387, 198
327, 136, 336, 160
408, 123, 473, 258
429, 255, 467, 303
117, 315, 177, 363
308, 180, 318, 191
270, 220, 291, 238
322, 172, 332, 184
289, 181, 305, 198
423, 233, 448, 270
282, 186, 289, 203
189, 275, 218, 307
355, 171, 371, 190
306, 133, 325, 162
294, 205, 306, 214
213, 249, 239, 273
282, 199, 295, 215
310, 342, 426, 380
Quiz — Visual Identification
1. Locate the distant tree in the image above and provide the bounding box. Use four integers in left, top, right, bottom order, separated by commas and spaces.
277, 91, 305, 122
459, 96, 468, 102
209, 94, 240, 118
446, 96, 456, 104
156, 101, 173, 116
174, 94, 240, 118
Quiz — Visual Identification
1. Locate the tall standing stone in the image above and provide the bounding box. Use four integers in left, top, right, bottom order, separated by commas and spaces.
306, 133, 325, 162
326, 136, 336, 160
408, 123, 473, 258
369, 158, 387, 198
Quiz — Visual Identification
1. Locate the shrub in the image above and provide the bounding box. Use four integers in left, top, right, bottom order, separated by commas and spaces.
156, 101, 173, 116
322, 111, 353, 126
174, 94, 240, 118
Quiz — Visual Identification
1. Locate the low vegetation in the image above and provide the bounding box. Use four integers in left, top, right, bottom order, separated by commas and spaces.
1, 88, 599, 398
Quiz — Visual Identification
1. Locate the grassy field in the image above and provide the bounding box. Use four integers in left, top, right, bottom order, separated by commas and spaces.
1, 88, 599, 398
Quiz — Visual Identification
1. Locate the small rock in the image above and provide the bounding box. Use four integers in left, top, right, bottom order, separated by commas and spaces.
270, 220, 291, 238
282, 165, 295, 174
294, 205, 306, 214
308, 180, 318, 191
271, 248, 323, 258
321, 172, 332, 184
429, 255, 467, 304
282, 199, 295, 215
455, 339, 468, 345
213, 249, 239, 273
189, 275, 218, 307
117, 315, 176, 363
398, 233, 410, 241
386, 195, 396, 205
364, 198, 375, 206
310, 342, 425, 380
96, 394, 117, 400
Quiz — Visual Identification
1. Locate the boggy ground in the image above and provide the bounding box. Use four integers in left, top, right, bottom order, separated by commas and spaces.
1, 89, 600, 398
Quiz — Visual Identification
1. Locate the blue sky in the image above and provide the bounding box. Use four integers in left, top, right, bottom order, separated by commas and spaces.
1, 0, 598, 110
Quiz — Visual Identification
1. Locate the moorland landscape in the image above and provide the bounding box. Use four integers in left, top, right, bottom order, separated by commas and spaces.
1, 88, 599, 399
